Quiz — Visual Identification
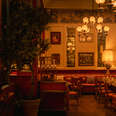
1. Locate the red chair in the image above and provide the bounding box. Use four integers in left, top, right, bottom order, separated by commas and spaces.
79, 76, 87, 84
68, 77, 81, 106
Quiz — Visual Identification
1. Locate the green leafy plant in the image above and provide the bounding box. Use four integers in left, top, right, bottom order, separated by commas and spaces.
0, 0, 51, 98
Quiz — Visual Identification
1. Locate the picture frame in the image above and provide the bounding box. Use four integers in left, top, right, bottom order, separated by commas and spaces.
78, 52, 94, 66
51, 53, 60, 65
51, 32, 61, 44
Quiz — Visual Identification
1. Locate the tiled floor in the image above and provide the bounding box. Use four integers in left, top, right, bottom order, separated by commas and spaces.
38, 95, 116, 116
67, 95, 116, 116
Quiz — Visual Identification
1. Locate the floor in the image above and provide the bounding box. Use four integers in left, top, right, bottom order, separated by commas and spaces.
68, 95, 116, 116
38, 95, 116, 116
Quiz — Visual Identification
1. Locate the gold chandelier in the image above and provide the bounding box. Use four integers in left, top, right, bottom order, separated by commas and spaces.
77, 0, 110, 40
77, 16, 110, 39
95, 0, 116, 10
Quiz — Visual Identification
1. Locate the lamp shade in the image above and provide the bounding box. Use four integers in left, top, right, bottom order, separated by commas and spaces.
95, 0, 105, 4
102, 49, 113, 64
112, 1, 116, 7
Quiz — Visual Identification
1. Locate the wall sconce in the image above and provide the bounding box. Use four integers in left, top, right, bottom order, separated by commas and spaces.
102, 49, 113, 76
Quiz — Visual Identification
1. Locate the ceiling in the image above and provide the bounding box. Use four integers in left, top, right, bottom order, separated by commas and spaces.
43, 0, 99, 10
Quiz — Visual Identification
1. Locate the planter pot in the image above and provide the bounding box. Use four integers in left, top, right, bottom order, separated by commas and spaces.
23, 98, 40, 116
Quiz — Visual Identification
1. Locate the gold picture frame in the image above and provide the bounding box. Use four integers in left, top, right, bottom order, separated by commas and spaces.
78, 52, 94, 66
51, 32, 61, 44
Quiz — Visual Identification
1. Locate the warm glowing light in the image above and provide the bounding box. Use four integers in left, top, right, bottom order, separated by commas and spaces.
82, 25, 88, 32
67, 47, 70, 50
72, 47, 75, 50
104, 26, 110, 32
97, 17, 103, 23
87, 36, 92, 41
67, 42, 72, 46
112, 0, 116, 7
96, 24, 102, 32
77, 26, 82, 32
95, 0, 105, 4
102, 49, 113, 63
86, 28, 90, 33
23, 64, 30, 70
70, 37, 75, 41
83, 17, 89, 24
90, 16, 96, 24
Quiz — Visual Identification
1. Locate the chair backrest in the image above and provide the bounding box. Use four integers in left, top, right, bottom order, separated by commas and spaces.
63, 76, 72, 83
79, 76, 87, 83
40, 81, 67, 92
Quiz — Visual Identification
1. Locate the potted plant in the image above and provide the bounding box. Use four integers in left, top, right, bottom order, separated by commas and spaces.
0, 0, 51, 116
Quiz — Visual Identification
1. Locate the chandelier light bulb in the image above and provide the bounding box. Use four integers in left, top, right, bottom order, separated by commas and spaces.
83, 17, 89, 24
82, 25, 88, 32
72, 47, 75, 50
67, 42, 72, 46
104, 26, 110, 32
77, 26, 82, 32
70, 37, 75, 41
112, 0, 116, 7
96, 24, 102, 32
90, 16, 96, 24
95, 0, 105, 4
87, 27, 90, 33
97, 17, 103, 23
87, 36, 92, 41
67, 47, 70, 51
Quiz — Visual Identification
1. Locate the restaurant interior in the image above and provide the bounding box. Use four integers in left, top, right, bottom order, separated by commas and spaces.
1, 0, 116, 116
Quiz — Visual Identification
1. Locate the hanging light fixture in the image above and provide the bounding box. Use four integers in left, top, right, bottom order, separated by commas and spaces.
77, 16, 110, 39
95, 0, 105, 4
77, 0, 110, 40
95, 0, 116, 10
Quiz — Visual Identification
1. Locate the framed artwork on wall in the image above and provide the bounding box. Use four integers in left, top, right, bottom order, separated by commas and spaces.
50, 32, 61, 44
78, 52, 94, 66
51, 53, 60, 65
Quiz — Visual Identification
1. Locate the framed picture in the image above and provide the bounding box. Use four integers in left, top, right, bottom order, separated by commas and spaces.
51, 32, 61, 44
78, 52, 94, 66
51, 53, 60, 65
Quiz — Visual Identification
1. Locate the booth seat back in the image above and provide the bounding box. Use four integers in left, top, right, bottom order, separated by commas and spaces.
40, 81, 67, 91
39, 81, 68, 111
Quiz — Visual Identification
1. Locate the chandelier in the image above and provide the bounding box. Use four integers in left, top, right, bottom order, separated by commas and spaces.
77, 0, 110, 41
77, 16, 110, 40
95, 0, 116, 10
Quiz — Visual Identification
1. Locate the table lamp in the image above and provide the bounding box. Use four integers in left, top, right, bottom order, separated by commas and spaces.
102, 49, 113, 76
